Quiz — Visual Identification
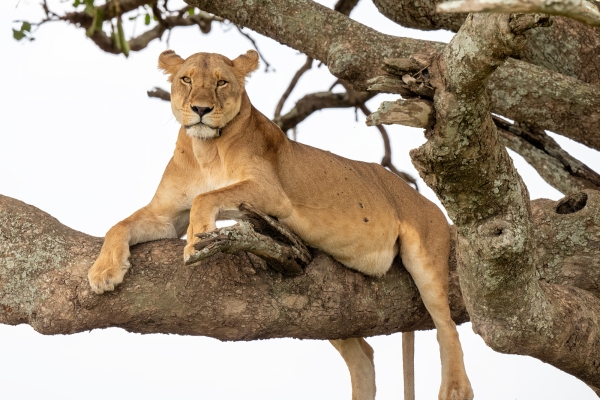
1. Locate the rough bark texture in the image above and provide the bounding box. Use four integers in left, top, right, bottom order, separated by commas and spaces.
187, 0, 600, 152
495, 117, 600, 194
410, 13, 600, 390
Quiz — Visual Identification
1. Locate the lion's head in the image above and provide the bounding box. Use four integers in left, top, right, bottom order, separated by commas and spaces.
158, 49, 259, 139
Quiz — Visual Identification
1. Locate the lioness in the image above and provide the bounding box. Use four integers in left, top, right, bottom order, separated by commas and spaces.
88, 49, 473, 400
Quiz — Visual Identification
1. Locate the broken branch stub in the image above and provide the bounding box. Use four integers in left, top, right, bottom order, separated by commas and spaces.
188, 202, 311, 276
366, 99, 435, 129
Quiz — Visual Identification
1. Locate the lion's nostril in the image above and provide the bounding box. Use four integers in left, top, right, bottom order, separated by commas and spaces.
191, 105, 213, 117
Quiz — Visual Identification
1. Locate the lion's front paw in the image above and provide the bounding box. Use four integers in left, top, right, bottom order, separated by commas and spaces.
88, 254, 130, 294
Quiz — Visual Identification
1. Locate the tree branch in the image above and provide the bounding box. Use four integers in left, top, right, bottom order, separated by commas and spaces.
273, 90, 376, 133
274, 56, 313, 119
494, 116, 600, 194
61, 7, 221, 55
437, 0, 600, 27
1, 190, 600, 340
147, 87, 171, 101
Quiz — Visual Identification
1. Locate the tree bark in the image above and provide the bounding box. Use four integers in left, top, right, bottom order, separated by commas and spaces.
409, 12, 600, 390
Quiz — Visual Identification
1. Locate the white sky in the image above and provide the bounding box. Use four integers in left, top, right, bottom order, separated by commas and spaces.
1, 1, 599, 399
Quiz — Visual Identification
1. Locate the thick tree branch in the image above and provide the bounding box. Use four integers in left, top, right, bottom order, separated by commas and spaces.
372, 0, 467, 31
410, 12, 600, 389
1, 191, 600, 338
437, 0, 600, 27
0, 194, 464, 338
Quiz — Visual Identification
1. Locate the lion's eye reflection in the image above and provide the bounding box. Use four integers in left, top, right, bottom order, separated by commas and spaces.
217, 80, 227, 87
181, 77, 191, 84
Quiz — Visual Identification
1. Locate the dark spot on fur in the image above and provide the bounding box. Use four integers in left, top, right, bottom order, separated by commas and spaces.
359, 202, 364, 208
364, 218, 369, 223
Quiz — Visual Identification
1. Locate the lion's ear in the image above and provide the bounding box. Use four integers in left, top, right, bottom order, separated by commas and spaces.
232, 50, 259, 80
158, 50, 184, 81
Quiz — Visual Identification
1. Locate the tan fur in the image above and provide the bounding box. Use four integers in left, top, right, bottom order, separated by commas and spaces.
88, 50, 473, 400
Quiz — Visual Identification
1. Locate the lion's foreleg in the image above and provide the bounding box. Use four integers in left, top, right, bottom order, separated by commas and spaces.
88, 206, 185, 294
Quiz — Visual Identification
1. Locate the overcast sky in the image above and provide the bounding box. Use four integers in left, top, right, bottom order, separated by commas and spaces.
1, 1, 599, 399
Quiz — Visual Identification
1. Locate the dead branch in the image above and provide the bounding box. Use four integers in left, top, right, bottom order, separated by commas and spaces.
188, 202, 311, 276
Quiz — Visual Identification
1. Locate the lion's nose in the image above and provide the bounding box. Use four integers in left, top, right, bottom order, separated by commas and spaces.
191, 105, 213, 117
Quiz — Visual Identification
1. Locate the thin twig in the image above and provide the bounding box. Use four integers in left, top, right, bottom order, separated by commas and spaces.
274, 56, 313, 118
235, 25, 273, 72
328, 79, 342, 91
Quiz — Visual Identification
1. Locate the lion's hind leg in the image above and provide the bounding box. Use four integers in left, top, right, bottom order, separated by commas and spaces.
399, 224, 473, 400
330, 337, 376, 400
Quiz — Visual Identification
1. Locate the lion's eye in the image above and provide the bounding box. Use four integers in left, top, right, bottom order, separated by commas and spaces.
181, 77, 191, 84
217, 80, 227, 87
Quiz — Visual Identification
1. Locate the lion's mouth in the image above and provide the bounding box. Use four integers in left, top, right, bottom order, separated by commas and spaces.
184, 122, 222, 139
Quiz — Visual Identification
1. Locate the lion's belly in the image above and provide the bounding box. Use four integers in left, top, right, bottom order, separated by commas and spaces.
280, 206, 400, 277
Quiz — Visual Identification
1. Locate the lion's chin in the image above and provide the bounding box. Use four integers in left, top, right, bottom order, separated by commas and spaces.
186, 123, 221, 140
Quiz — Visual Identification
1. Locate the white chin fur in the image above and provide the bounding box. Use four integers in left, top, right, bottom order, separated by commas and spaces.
186, 124, 221, 139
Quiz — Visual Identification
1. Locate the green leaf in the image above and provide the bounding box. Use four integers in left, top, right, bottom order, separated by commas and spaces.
144, 13, 150, 25
12, 29, 25, 41
95, 9, 104, 30
187, 7, 195, 15
72, 0, 81, 7
21, 22, 31, 32
117, 18, 129, 57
